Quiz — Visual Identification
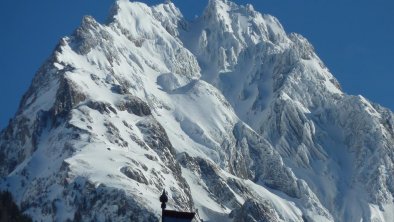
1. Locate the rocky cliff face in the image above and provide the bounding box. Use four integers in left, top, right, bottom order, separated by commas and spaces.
1, 0, 393, 221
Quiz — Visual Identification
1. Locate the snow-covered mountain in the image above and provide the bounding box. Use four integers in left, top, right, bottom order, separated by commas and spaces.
1, 0, 394, 221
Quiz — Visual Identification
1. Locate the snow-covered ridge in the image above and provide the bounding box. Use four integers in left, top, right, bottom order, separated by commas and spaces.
1, 0, 393, 221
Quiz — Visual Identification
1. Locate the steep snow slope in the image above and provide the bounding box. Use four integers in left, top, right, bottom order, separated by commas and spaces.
0, 0, 393, 222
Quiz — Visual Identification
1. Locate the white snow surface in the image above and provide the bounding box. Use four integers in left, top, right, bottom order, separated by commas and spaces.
1, 0, 394, 222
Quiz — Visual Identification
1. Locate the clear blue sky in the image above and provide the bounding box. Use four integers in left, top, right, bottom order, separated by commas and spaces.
0, 0, 393, 129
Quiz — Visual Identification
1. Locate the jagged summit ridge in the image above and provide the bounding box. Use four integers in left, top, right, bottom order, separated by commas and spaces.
0, 0, 393, 221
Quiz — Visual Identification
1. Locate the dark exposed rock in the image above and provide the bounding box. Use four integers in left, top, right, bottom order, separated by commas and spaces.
0, 112, 50, 177
90, 73, 100, 82
72, 16, 120, 66
130, 133, 149, 150
104, 122, 119, 135
32, 110, 52, 152
179, 153, 241, 209
120, 166, 149, 185
116, 95, 151, 116
136, 119, 194, 211
177, 152, 200, 173
231, 199, 280, 222
2, 117, 31, 146
225, 136, 252, 180
144, 154, 158, 161
227, 178, 252, 197
198, 158, 241, 209
15, 56, 68, 116
137, 119, 175, 156
52, 77, 86, 120
111, 84, 129, 95
104, 122, 128, 147
73, 16, 101, 54
233, 122, 300, 199
0, 191, 33, 222
329, 78, 342, 90
86, 100, 117, 114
